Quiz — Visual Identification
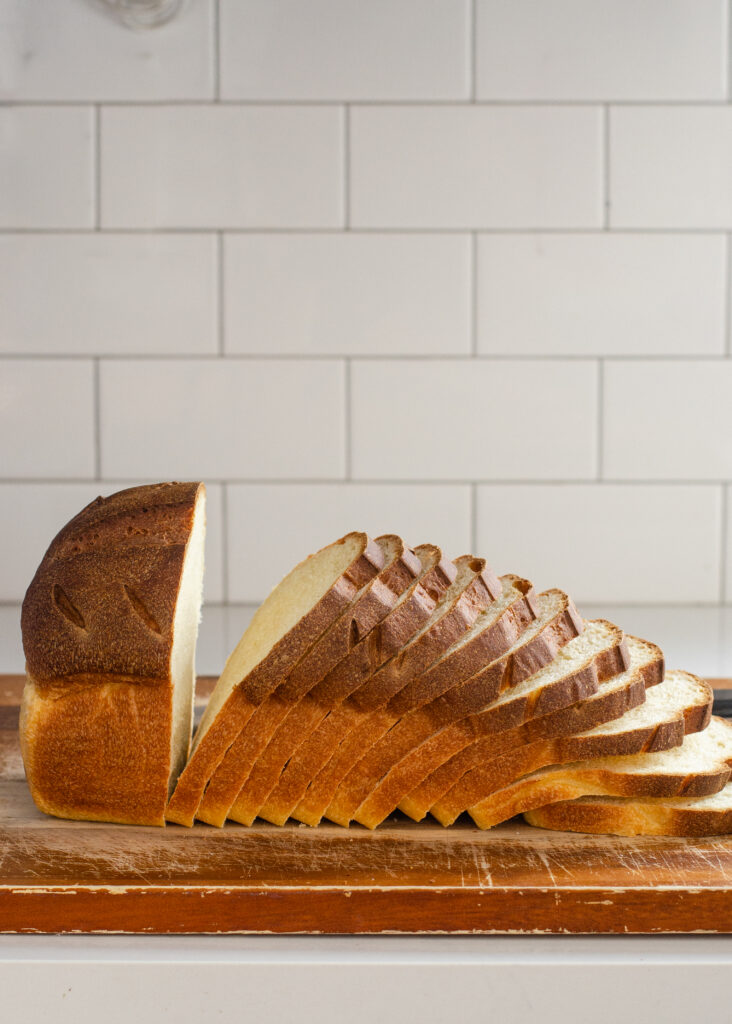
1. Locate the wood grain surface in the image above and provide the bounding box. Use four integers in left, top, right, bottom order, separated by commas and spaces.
2, 675, 732, 935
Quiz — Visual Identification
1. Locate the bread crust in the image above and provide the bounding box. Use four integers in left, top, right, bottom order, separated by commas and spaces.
524, 787, 732, 837
430, 667, 711, 827
346, 620, 626, 830
307, 546, 457, 707
22, 482, 201, 685
227, 556, 500, 827
468, 718, 732, 830
401, 636, 659, 823
20, 675, 172, 826
194, 536, 423, 827
20, 482, 203, 826
165, 532, 383, 826
261, 575, 538, 826
191, 547, 456, 829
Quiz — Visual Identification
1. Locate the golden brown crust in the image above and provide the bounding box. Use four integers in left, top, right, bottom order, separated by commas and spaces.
429, 663, 708, 827
234, 556, 501, 827
468, 732, 732, 831
195, 536, 423, 827
400, 623, 637, 823
307, 547, 457, 707
239, 534, 385, 706
389, 577, 539, 716
21, 675, 171, 826
260, 576, 539, 827
275, 536, 422, 704
22, 482, 201, 685
524, 791, 732, 837
350, 557, 498, 713
20, 482, 203, 826
218, 549, 463, 827
166, 532, 383, 826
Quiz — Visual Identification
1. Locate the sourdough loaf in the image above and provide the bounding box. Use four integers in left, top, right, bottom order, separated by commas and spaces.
20, 482, 206, 826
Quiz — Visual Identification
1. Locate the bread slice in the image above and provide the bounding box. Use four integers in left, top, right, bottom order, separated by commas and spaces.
349, 588, 586, 829
263, 573, 538, 826
194, 535, 426, 826
166, 532, 384, 826
227, 554, 501, 826
469, 715, 732, 830
294, 619, 625, 830
408, 633, 659, 823
524, 781, 732, 837
344, 616, 628, 829
411, 634, 662, 825
20, 482, 206, 826
196, 543, 457, 827
432, 666, 712, 827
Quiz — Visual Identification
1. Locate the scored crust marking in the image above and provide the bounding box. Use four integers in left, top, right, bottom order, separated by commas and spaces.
52, 584, 87, 631
349, 619, 360, 650
122, 584, 162, 636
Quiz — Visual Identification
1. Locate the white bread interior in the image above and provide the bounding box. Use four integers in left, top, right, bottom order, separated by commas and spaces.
194, 533, 366, 749
168, 486, 207, 793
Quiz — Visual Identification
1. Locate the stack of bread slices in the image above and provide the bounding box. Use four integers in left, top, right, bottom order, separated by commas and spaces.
20, 485, 732, 836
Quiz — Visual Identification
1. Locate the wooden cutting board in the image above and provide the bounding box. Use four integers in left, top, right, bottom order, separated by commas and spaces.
3, 675, 732, 935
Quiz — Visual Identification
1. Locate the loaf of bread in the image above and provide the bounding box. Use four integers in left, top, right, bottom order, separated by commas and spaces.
20, 504, 729, 838
20, 482, 206, 826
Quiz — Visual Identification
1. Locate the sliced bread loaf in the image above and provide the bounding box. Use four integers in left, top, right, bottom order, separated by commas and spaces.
349, 589, 583, 829
469, 715, 732, 830
346, 617, 630, 829
193, 535, 428, 827
404, 634, 662, 823
524, 781, 732, 837
261, 573, 538, 826
431, 666, 712, 827
166, 532, 384, 826
20, 482, 206, 826
226, 555, 501, 826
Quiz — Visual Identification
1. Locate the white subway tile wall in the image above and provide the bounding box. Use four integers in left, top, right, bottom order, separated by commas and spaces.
1, 1, 732, 678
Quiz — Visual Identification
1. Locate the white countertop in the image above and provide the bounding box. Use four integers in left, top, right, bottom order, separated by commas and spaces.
2, 935, 732, 1024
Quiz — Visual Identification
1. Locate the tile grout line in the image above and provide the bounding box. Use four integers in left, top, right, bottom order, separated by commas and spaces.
603, 104, 610, 229
343, 105, 351, 229
5, 352, 732, 363
93, 104, 101, 229
213, 0, 221, 101
216, 232, 225, 355
726, 232, 732, 356
470, 232, 478, 355
3, 477, 730, 487
344, 359, 352, 480
470, 483, 478, 552
220, 482, 229, 604
8, 99, 732, 109
470, 0, 478, 101
1, 227, 731, 237
597, 359, 604, 479
721, 485, 729, 603
93, 359, 101, 481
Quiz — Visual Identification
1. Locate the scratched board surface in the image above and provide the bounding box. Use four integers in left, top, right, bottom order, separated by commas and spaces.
2, 675, 732, 934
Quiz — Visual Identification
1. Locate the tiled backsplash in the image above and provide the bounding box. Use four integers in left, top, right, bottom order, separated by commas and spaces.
2, 0, 732, 676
